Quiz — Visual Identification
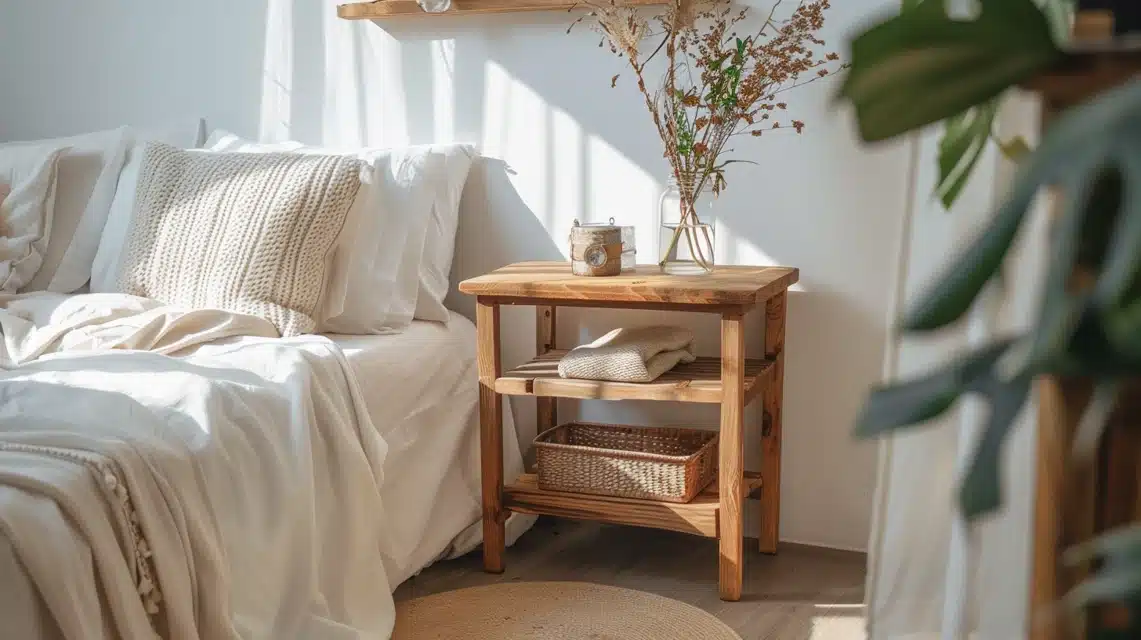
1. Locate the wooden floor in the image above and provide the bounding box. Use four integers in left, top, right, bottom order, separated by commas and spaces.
395, 518, 867, 640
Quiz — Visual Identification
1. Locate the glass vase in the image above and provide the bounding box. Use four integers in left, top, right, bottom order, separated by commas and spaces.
657, 179, 716, 275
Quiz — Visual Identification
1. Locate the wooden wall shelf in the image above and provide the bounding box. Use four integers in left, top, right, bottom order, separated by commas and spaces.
337, 0, 662, 19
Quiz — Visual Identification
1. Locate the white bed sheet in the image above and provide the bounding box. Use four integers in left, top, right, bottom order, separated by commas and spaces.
328, 311, 533, 587
0, 298, 532, 639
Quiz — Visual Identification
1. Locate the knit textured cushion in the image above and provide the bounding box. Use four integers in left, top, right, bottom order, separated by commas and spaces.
557, 326, 697, 383
117, 143, 362, 337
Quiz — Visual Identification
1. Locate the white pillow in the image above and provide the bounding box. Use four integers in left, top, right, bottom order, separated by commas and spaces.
3, 128, 130, 293
0, 146, 66, 291
205, 132, 474, 325
90, 141, 146, 294
9, 121, 207, 294
195, 131, 441, 334
414, 145, 474, 322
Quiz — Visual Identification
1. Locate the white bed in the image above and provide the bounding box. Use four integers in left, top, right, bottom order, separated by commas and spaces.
0, 124, 524, 638
0, 294, 532, 639
329, 312, 532, 587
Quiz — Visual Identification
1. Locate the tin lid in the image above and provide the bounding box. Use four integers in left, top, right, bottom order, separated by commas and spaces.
572, 217, 621, 232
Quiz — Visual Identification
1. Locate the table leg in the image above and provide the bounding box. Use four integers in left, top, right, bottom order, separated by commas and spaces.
760, 292, 787, 554
536, 305, 557, 440
476, 298, 505, 573
719, 311, 746, 601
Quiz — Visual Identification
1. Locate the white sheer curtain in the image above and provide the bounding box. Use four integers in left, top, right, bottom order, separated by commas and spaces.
865, 94, 1050, 639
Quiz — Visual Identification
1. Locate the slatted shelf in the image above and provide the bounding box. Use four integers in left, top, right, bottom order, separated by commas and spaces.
495, 350, 773, 404
504, 472, 763, 538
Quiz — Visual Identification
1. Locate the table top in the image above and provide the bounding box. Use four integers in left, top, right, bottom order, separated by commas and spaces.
458, 261, 798, 307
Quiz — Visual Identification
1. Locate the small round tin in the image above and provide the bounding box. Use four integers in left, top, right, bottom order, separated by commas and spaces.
570, 221, 623, 276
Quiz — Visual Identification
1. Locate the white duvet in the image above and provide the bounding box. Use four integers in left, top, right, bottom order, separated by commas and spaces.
0, 292, 397, 639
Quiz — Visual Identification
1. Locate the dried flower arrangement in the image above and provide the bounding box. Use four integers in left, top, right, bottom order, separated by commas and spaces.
572, 0, 845, 270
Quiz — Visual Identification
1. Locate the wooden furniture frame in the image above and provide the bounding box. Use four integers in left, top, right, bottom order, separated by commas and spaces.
459, 261, 798, 601
1025, 43, 1141, 639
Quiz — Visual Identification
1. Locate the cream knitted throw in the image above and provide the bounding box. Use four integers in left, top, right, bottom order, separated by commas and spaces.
557, 326, 697, 383
118, 143, 362, 337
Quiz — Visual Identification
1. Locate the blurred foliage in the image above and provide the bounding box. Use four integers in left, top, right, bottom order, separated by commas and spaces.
841, 0, 1141, 634
842, 0, 1071, 208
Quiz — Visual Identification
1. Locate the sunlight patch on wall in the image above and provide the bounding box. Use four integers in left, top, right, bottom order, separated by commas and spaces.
319, 16, 410, 149
550, 107, 583, 246
713, 218, 803, 288
358, 24, 410, 148
482, 60, 549, 225
587, 135, 656, 263
478, 61, 661, 263
431, 39, 456, 143
258, 0, 293, 142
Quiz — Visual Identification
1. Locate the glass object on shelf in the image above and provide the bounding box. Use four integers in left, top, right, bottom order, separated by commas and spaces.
658, 222, 715, 275
657, 178, 716, 275
418, 0, 452, 12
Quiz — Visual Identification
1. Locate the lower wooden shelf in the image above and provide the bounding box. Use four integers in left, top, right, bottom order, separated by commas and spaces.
504, 472, 763, 538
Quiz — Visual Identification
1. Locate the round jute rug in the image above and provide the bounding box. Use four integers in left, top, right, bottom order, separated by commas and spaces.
393, 581, 742, 640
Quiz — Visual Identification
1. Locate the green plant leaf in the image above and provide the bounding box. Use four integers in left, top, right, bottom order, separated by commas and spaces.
1103, 297, 1141, 364
997, 135, 1032, 162
1072, 379, 1121, 462
1011, 172, 1100, 372
1065, 525, 1141, 608
1095, 142, 1141, 311
839, 0, 1060, 142
855, 339, 1014, 438
1067, 525, 1141, 568
1077, 168, 1126, 273
900, 178, 1035, 331
1039, 0, 1075, 44
958, 372, 1032, 519
901, 79, 1141, 333
937, 101, 1000, 209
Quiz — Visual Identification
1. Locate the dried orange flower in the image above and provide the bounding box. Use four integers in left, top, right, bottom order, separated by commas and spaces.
573, 0, 845, 223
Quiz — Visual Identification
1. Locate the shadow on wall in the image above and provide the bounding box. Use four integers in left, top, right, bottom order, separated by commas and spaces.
444, 157, 565, 321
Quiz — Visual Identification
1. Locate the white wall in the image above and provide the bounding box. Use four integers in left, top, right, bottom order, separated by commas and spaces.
0, 0, 909, 551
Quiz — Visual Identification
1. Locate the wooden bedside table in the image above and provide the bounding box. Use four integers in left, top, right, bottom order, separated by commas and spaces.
458, 261, 799, 601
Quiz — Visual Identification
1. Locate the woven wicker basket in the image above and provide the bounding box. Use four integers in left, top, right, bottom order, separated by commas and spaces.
534, 422, 718, 503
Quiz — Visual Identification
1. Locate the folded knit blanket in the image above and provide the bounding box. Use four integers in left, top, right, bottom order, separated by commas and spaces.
557, 326, 697, 383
